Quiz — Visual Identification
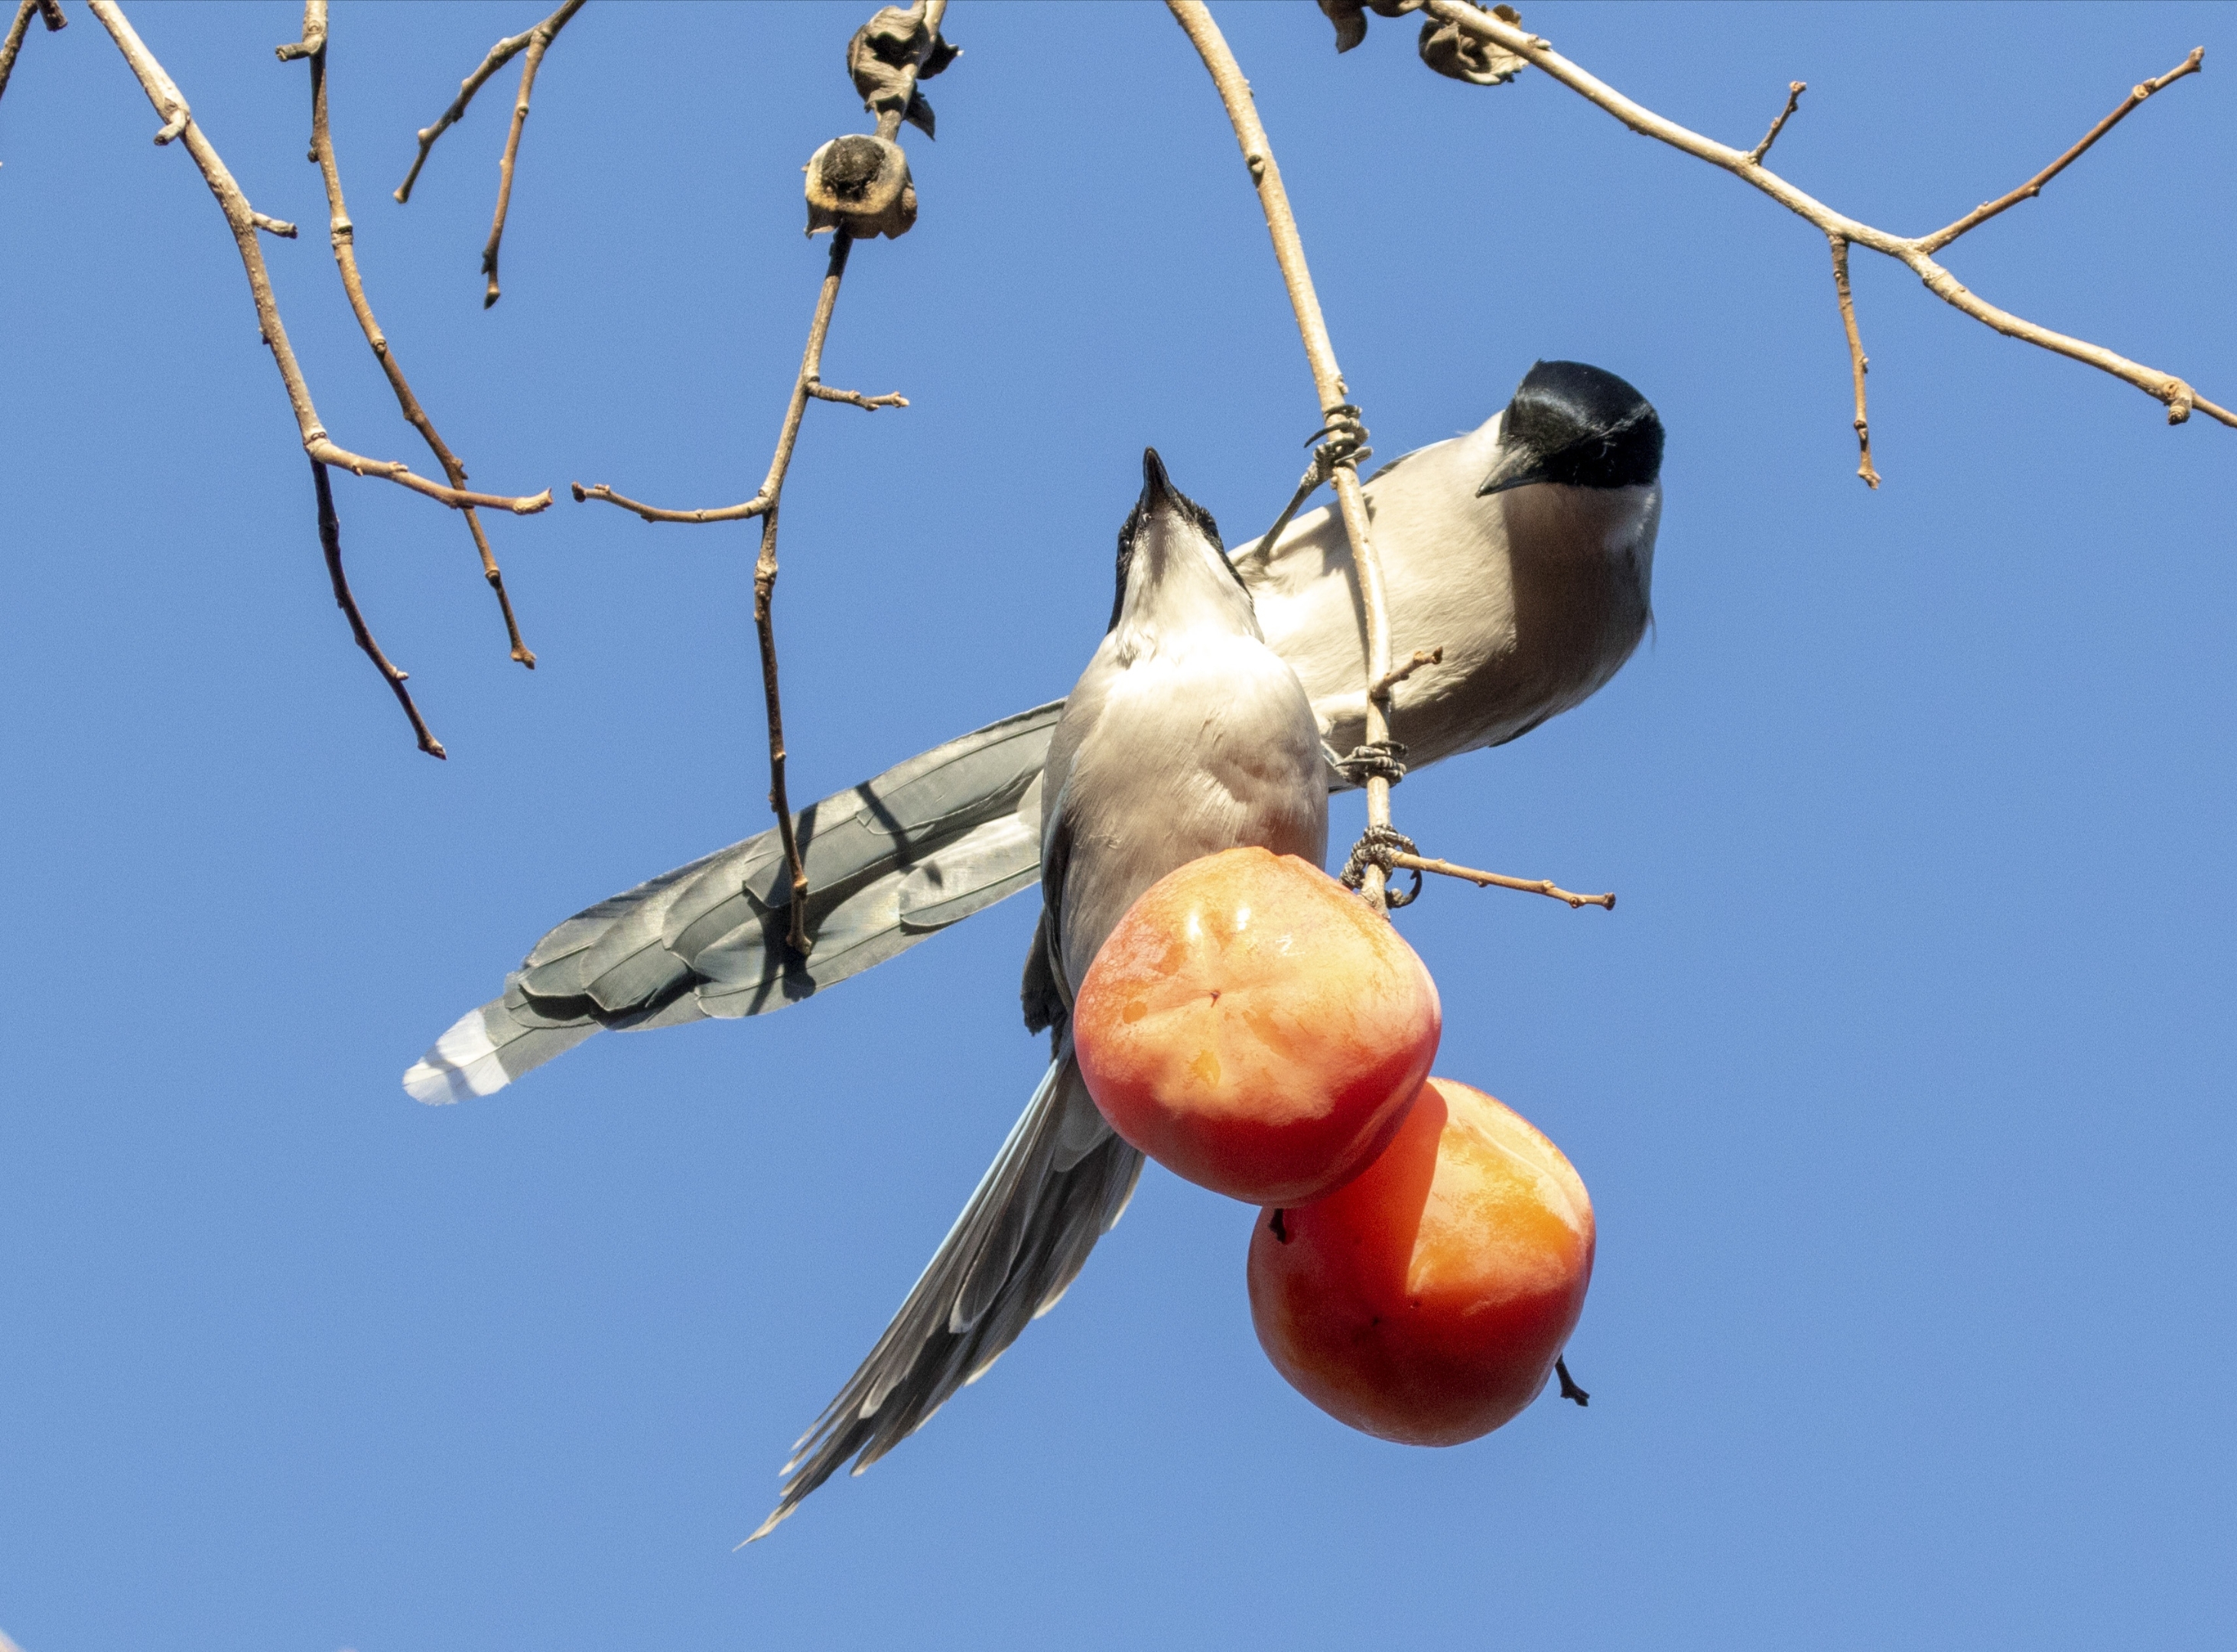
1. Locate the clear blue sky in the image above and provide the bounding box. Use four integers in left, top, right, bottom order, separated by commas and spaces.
3, 4, 2232, 1648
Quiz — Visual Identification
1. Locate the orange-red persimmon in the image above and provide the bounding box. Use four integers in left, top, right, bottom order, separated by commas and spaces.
1073, 847, 1440, 1205
1248, 1078, 1595, 1446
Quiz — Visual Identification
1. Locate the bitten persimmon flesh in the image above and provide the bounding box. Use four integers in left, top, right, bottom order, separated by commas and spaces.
1248, 1078, 1594, 1446
1073, 846, 1441, 1205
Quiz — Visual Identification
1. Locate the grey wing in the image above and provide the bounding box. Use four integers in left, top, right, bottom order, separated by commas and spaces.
749, 1049, 1140, 1541
405, 701, 1065, 1104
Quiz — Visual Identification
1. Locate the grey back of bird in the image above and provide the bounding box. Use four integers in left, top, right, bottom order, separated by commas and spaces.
405, 369, 1659, 1105
751, 450, 1328, 1536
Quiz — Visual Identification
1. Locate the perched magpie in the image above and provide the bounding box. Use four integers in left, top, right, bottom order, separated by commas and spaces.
401, 360, 1664, 1107
749, 448, 1329, 1536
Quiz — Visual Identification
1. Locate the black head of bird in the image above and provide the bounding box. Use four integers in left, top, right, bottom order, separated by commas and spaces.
1107, 447, 1252, 636
1476, 359, 1664, 497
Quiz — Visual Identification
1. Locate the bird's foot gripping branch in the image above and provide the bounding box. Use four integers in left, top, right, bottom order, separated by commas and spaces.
1169, 1, 1614, 922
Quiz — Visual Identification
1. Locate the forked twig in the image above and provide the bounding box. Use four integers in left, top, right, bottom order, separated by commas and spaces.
577, 0, 943, 958
1421, 4, 2230, 461
282, 0, 537, 666
83, 0, 550, 753
393, 0, 587, 309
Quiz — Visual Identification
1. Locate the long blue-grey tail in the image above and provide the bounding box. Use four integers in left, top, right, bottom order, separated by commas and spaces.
404, 701, 1063, 1104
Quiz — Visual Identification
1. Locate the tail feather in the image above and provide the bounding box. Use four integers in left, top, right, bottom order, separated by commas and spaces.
403, 703, 1062, 1101
749, 1052, 1142, 1541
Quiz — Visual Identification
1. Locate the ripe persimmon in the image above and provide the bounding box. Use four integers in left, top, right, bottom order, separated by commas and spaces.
1073, 847, 1440, 1205
1247, 1078, 1594, 1446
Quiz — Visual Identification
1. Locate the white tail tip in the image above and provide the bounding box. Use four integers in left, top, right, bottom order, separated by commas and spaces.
402, 1006, 510, 1104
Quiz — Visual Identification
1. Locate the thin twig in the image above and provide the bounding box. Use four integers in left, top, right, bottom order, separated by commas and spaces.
393, 0, 577, 201
577, 0, 945, 956
0, 0, 63, 132
757, 231, 860, 956
1370, 645, 1443, 699
567, 480, 769, 524
313, 460, 446, 759
1387, 852, 1614, 911
1420, 4, 2231, 435
87, 1, 558, 513
1827, 236, 1879, 489
479, 0, 585, 308
1919, 48, 2204, 254
1168, 0, 1402, 911
1746, 80, 1804, 165
284, 0, 538, 665
805, 378, 909, 411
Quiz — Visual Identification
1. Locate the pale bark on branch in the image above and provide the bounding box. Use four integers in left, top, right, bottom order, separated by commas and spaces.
84, 0, 551, 755
0, 0, 67, 141
1168, 0, 1404, 909
576, 0, 944, 954
1171, 2, 1611, 919
393, 0, 587, 309
283, 0, 538, 666
1419, 2, 2228, 480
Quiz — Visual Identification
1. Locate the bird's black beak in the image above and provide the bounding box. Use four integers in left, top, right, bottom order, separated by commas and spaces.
1475, 432, 1554, 498
1140, 447, 1179, 514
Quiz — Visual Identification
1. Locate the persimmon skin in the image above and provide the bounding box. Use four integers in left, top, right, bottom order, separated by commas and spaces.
1073, 847, 1441, 1205
1248, 1078, 1594, 1446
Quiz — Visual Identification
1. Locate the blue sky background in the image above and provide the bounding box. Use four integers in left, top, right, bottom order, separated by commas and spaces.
3, 3, 2232, 1647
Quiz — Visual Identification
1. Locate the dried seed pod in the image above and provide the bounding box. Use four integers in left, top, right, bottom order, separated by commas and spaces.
1419, 2, 1529, 86
804, 133, 918, 240
847, 3, 959, 138
1316, 0, 1421, 55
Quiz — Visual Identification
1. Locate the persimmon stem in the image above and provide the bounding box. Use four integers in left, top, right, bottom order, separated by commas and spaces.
1556, 1355, 1589, 1407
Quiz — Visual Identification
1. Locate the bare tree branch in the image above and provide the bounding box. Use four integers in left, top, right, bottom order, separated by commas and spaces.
86, 1, 556, 513
478, 0, 584, 307
1827, 236, 1879, 489
0, 0, 66, 139
1371, 645, 1443, 700
1168, 0, 1406, 910
575, 0, 943, 954
281, 0, 538, 666
1387, 852, 1614, 911
313, 460, 445, 759
1919, 47, 2204, 254
1422, 3, 2231, 439
1747, 79, 1803, 166
392, 0, 586, 309
78, 0, 550, 754
806, 378, 909, 411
